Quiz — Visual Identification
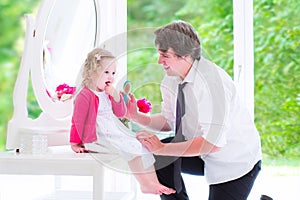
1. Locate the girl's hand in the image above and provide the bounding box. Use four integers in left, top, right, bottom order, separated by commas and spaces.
105, 84, 120, 102
136, 130, 164, 153
71, 143, 89, 153
126, 93, 138, 120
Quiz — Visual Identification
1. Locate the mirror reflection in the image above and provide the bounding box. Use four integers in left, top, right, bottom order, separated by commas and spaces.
43, 0, 97, 101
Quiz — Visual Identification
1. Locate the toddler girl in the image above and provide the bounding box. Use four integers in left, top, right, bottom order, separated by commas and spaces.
70, 48, 175, 195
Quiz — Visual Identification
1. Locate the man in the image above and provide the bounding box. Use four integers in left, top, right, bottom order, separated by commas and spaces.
126, 20, 261, 200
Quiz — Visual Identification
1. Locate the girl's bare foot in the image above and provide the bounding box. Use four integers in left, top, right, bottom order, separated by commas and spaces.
140, 182, 176, 195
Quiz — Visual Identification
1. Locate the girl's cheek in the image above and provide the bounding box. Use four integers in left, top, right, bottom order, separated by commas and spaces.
97, 81, 104, 90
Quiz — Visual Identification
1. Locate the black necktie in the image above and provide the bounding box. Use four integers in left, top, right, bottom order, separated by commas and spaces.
173, 82, 187, 193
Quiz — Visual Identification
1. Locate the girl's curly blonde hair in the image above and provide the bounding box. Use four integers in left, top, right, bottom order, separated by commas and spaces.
81, 48, 115, 89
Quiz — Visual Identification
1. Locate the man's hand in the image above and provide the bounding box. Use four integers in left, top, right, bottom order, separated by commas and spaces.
137, 131, 221, 157
125, 93, 138, 120
136, 130, 165, 153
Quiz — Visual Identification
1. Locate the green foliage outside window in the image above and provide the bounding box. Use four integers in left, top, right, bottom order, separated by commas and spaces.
253, 0, 300, 158
0, 0, 40, 151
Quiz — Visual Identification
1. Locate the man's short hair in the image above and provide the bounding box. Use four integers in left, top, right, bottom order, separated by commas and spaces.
154, 20, 201, 60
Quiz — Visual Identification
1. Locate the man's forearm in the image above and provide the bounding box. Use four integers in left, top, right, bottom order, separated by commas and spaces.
155, 136, 220, 157
133, 113, 171, 131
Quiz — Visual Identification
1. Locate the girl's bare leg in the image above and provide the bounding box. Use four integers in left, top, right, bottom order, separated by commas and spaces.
128, 156, 176, 195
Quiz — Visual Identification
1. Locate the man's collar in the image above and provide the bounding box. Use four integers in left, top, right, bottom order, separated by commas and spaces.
178, 59, 199, 84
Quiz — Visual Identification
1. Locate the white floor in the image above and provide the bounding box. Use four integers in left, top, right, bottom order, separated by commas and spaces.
0, 167, 299, 200
137, 171, 300, 200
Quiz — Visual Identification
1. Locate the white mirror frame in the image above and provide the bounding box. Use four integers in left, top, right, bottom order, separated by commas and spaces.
33, 0, 73, 119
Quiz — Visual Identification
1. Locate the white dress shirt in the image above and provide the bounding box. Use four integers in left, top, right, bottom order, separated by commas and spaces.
160, 57, 262, 184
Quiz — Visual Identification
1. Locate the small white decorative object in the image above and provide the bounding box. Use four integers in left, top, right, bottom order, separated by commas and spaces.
19, 134, 48, 154
32, 135, 48, 155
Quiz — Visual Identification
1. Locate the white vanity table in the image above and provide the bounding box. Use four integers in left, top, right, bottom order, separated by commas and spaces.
2, 0, 130, 199
0, 146, 104, 199
0, 145, 137, 199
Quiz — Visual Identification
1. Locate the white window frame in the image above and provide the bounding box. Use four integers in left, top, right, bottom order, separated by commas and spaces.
233, 0, 255, 119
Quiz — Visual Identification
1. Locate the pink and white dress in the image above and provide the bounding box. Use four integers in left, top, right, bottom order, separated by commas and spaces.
85, 91, 154, 169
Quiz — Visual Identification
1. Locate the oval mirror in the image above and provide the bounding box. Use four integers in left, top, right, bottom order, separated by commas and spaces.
43, 0, 97, 100
31, 0, 99, 119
